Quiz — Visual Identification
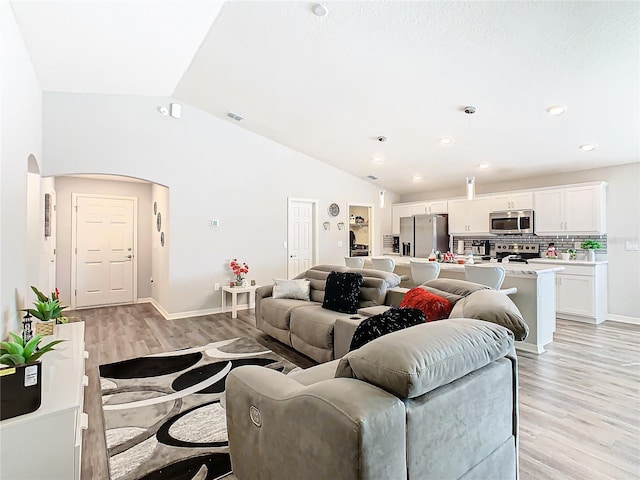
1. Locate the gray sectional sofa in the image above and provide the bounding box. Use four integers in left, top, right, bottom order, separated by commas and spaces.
256, 265, 529, 363
227, 317, 520, 480
255, 265, 403, 363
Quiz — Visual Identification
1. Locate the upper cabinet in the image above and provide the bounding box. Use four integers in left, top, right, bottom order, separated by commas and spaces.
491, 192, 533, 211
448, 197, 492, 235
391, 200, 448, 234
391, 204, 412, 234
534, 183, 607, 235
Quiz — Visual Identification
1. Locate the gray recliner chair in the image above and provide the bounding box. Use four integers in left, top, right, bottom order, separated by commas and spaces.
226, 318, 519, 480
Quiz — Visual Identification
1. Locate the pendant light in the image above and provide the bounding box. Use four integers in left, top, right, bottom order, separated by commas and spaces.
464, 106, 477, 200
379, 188, 386, 208
466, 176, 475, 200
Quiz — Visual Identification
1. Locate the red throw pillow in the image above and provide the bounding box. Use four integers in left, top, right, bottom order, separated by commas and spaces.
400, 287, 452, 322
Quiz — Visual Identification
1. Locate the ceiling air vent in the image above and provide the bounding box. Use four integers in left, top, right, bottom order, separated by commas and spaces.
227, 112, 244, 122
366, 175, 379, 181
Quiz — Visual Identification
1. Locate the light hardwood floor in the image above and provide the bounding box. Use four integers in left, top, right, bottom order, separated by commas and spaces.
79, 303, 639, 479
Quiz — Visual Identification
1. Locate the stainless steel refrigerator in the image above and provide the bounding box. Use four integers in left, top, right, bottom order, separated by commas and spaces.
399, 214, 449, 258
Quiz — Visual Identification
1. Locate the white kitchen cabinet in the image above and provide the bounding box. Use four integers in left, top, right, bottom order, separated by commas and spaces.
426, 200, 448, 214
448, 197, 491, 235
0, 322, 87, 480
491, 192, 533, 211
410, 203, 427, 215
529, 260, 608, 324
534, 183, 607, 235
392, 204, 412, 234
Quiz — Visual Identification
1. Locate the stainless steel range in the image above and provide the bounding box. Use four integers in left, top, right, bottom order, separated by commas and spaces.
494, 243, 540, 263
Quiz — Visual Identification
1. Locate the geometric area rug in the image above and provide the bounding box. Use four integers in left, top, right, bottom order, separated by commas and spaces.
99, 337, 298, 480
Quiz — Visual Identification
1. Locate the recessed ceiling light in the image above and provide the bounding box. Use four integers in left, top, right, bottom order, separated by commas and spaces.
439, 137, 453, 145
579, 144, 597, 152
478, 163, 490, 169
547, 105, 567, 116
412, 174, 423, 182
312, 3, 329, 17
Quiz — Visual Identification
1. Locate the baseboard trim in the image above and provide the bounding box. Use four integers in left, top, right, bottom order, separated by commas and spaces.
137, 297, 241, 321
515, 341, 545, 355
606, 314, 640, 325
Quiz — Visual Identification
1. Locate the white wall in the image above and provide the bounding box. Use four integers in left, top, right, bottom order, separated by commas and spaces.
42, 93, 399, 315
151, 183, 170, 309
0, 1, 42, 339
53, 176, 153, 304
401, 163, 640, 319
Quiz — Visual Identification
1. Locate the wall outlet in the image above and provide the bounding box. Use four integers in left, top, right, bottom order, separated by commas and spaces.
214, 282, 220, 291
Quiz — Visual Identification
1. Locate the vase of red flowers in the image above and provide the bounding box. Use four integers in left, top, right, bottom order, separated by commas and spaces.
230, 259, 249, 286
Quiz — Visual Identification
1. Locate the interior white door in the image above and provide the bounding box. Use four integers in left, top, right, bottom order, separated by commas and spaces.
288, 200, 315, 278
74, 195, 135, 307
46, 191, 57, 294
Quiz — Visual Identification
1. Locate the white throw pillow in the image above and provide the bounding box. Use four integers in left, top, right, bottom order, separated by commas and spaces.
272, 278, 311, 301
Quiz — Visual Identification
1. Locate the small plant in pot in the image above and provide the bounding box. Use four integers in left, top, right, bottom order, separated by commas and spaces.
0, 332, 64, 366
0, 332, 64, 420
580, 240, 602, 261
22, 286, 69, 325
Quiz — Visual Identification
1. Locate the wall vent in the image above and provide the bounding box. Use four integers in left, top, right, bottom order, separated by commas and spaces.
366, 175, 379, 180
227, 112, 244, 122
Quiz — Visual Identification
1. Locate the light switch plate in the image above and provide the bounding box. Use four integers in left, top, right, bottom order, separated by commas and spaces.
337, 241, 343, 247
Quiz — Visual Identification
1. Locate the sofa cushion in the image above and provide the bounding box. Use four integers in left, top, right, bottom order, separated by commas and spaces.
294, 265, 349, 303
260, 298, 311, 330
449, 289, 529, 341
357, 305, 391, 317
273, 278, 311, 301
290, 305, 348, 350
349, 307, 425, 351
400, 288, 452, 322
335, 318, 514, 398
421, 278, 489, 305
322, 271, 363, 314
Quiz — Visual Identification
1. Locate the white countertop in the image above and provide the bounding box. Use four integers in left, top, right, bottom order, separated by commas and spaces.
528, 258, 608, 266
368, 256, 564, 276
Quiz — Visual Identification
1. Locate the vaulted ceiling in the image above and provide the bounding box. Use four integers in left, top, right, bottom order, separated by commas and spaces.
10, 1, 640, 194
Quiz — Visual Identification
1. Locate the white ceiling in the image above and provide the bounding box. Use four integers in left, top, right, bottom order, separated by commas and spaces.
11, 1, 640, 195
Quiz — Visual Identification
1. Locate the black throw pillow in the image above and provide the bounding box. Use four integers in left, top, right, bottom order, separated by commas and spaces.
322, 271, 363, 314
349, 307, 426, 351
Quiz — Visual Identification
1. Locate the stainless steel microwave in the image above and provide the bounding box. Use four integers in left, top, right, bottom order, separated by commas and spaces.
489, 210, 535, 235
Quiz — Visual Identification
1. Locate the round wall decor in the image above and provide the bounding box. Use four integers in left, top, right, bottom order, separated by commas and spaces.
157, 212, 162, 232
160, 232, 165, 247
328, 203, 340, 217
153, 201, 157, 215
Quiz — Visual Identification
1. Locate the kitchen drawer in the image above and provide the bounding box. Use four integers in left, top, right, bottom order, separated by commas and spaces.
558, 265, 595, 276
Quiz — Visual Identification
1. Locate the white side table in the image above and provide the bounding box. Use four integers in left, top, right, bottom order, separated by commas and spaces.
221, 285, 259, 319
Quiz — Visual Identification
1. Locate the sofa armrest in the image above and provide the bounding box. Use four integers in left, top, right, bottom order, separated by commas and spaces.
226, 366, 406, 480
385, 287, 409, 307
334, 317, 366, 359
254, 285, 274, 330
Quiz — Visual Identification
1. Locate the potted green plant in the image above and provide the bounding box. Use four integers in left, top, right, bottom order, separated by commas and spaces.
22, 286, 69, 335
0, 332, 64, 366
580, 240, 602, 261
0, 333, 64, 420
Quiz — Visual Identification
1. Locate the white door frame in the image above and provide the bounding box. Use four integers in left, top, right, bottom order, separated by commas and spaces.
347, 202, 375, 255
71, 193, 138, 309
287, 197, 319, 278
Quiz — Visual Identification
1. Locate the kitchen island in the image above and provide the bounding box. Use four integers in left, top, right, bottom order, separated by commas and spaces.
363, 256, 564, 354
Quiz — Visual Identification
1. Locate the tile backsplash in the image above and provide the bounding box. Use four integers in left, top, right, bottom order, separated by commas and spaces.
453, 234, 607, 256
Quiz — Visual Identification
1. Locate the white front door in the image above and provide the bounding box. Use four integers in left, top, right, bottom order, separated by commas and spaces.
288, 199, 316, 278
73, 194, 136, 308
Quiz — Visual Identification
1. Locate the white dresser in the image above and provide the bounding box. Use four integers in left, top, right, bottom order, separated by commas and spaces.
0, 322, 88, 480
